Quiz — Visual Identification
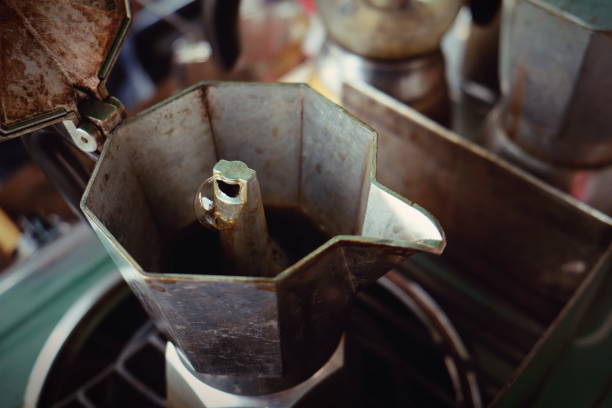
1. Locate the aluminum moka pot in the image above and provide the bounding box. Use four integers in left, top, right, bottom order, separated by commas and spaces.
81, 82, 445, 395
0, 1, 444, 398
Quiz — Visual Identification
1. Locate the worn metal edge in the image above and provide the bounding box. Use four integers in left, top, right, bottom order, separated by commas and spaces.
491, 244, 612, 406
97, 1, 132, 81
344, 80, 612, 226
81, 81, 445, 284
0, 109, 69, 139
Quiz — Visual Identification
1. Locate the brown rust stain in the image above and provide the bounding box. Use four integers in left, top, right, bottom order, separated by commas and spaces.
10, 0, 122, 91
0, 2, 74, 124
73, 0, 118, 12
156, 278, 177, 284
202, 86, 220, 121
149, 284, 166, 292
507, 66, 526, 141
1, 0, 125, 129
201, 85, 220, 159
255, 283, 276, 292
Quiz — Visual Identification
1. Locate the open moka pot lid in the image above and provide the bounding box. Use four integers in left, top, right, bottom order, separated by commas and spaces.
0, 0, 130, 139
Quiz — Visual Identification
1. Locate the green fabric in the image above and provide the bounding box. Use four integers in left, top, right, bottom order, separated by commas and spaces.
0, 237, 116, 408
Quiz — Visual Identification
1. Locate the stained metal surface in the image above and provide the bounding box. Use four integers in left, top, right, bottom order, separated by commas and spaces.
0, 0, 130, 139
25, 263, 479, 407
81, 82, 445, 395
486, 106, 612, 215
315, 42, 449, 123
491, 0, 612, 168
314, 0, 458, 125
483, 0, 612, 214
342, 81, 612, 405
316, 0, 462, 59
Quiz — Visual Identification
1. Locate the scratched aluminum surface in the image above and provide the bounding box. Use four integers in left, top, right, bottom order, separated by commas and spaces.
316, 0, 462, 59
81, 82, 445, 395
0, 0, 130, 139
494, 0, 612, 167
342, 81, 612, 405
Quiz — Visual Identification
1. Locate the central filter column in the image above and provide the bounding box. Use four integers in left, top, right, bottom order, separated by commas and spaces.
195, 160, 286, 278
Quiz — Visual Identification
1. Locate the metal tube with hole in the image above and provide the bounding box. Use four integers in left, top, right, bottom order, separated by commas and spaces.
194, 160, 285, 277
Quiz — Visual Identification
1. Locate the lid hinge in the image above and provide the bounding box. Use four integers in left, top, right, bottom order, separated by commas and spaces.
61, 97, 126, 154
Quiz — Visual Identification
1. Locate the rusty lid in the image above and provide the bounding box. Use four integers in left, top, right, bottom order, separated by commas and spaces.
0, 0, 130, 140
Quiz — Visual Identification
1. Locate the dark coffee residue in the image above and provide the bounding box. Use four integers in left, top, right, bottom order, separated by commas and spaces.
161, 206, 329, 276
